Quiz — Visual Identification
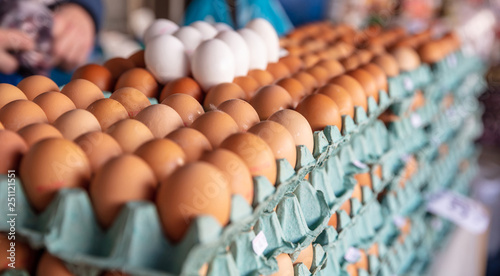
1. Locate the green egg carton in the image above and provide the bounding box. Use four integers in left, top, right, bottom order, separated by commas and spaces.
387, 65, 433, 100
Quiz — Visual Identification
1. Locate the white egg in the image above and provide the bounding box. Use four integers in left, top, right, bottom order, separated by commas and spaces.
145, 35, 190, 84
246, 18, 280, 63
190, 21, 218, 40
213, 22, 233, 32
215, 30, 250, 77
143, 19, 179, 45
173, 26, 204, 57
237, 28, 268, 70
192, 39, 235, 91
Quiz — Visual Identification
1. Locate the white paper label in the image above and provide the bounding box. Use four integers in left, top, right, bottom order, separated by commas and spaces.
252, 231, 268, 256
344, 247, 361, 263
403, 77, 414, 91
400, 154, 411, 163
352, 160, 367, 169
427, 191, 490, 234
393, 215, 407, 229
410, 114, 423, 128
447, 54, 458, 68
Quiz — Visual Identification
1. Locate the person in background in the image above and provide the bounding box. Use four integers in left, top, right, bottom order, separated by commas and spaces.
0, 0, 102, 76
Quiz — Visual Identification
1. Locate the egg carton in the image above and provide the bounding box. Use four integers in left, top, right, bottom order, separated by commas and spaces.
387, 64, 433, 101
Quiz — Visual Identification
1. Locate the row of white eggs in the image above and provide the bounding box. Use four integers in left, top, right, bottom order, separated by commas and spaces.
143, 18, 280, 91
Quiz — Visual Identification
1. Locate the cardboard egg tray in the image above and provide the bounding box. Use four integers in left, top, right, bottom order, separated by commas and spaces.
0, 49, 486, 275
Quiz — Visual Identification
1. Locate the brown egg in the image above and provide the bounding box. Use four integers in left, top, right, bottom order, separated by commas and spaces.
340, 55, 360, 71
292, 72, 318, 93
248, 69, 274, 86
410, 90, 426, 111
279, 56, 304, 73
75, 131, 123, 173
346, 264, 358, 276
72, 64, 113, 91
293, 244, 313, 269
248, 121, 297, 167
233, 76, 260, 99
0, 121, 3, 130
250, 85, 293, 120
267, 254, 294, 276
0, 130, 28, 173
61, 79, 104, 109
362, 63, 388, 92
191, 110, 239, 148
305, 66, 330, 86
135, 104, 183, 138
373, 54, 400, 77
17, 75, 60, 100
391, 47, 421, 72
284, 45, 303, 56
204, 83, 246, 110
104, 57, 136, 84
86, 98, 129, 131
37, 252, 74, 276
128, 49, 146, 68
355, 249, 368, 271
418, 41, 444, 64
302, 54, 320, 68
90, 154, 156, 228
0, 100, 48, 131
276, 78, 307, 107
352, 183, 362, 202
354, 172, 372, 189
0, 234, 34, 271
33, 92, 76, 123
339, 198, 352, 216
161, 94, 204, 127
115, 68, 159, 98
135, 138, 186, 181
201, 149, 254, 204
218, 99, 260, 131
335, 42, 355, 59
367, 243, 379, 257
268, 109, 314, 153
356, 49, 374, 65
329, 75, 368, 111
106, 119, 154, 153
316, 59, 345, 78
348, 69, 379, 102
0, 83, 27, 109
18, 123, 63, 147
166, 127, 212, 162
317, 84, 354, 118
266, 62, 291, 81
110, 87, 151, 117
20, 138, 91, 211
159, 77, 203, 102
157, 162, 231, 242
54, 109, 101, 140
221, 133, 277, 184
296, 94, 341, 131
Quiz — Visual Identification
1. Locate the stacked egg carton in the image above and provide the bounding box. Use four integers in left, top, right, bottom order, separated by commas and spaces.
317, 43, 486, 276
0, 23, 486, 276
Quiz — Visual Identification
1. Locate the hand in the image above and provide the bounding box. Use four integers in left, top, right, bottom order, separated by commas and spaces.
52, 3, 95, 71
0, 29, 35, 74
